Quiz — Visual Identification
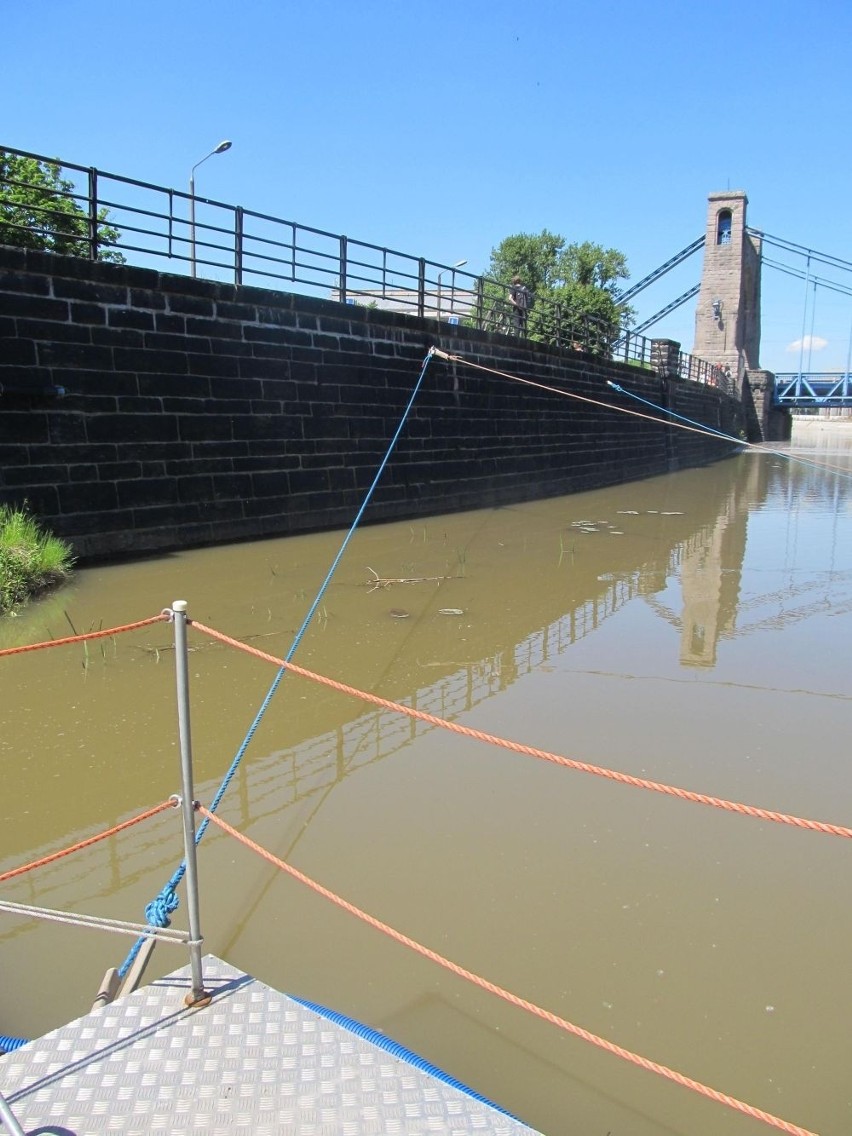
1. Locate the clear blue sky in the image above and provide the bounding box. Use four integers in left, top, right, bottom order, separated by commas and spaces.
5, 0, 851, 373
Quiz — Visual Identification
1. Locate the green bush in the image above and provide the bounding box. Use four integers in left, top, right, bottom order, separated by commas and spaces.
0, 505, 75, 615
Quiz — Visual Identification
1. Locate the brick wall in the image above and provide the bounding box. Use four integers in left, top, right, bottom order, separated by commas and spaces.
0, 245, 744, 561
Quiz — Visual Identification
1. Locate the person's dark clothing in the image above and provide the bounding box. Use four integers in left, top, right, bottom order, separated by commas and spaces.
509, 282, 531, 333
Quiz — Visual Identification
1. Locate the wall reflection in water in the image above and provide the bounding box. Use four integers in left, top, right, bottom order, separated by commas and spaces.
2, 424, 851, 1136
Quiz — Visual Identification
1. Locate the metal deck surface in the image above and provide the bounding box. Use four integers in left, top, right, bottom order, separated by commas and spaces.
1, 955, 541, 1134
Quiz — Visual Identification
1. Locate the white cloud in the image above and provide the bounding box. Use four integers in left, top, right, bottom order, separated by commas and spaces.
786, 335, 828, 353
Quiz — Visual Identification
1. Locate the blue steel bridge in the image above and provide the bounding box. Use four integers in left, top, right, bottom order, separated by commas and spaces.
773, 372, 852, 408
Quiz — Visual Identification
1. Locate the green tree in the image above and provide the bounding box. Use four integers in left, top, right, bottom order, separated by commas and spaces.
485, 229, 567, 296
481, 230, 632, 351
0, 151, 123, 262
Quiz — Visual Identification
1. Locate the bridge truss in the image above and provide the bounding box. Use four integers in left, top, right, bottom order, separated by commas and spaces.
773, 373, 852, 408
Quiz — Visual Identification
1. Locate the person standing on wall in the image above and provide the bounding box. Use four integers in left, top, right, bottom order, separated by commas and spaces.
509, 275, 531, 335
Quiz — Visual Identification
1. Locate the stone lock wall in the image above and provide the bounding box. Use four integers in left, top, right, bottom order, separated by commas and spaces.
0, 245, 745, 561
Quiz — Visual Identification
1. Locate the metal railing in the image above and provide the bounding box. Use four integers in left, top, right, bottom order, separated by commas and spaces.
1, 145, 728, 389
774, 372, 852, 407
677, 351, 738, 396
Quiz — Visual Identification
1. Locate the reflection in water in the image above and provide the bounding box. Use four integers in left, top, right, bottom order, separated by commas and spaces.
1, 423, 852, 1136
674, 466, 748, 667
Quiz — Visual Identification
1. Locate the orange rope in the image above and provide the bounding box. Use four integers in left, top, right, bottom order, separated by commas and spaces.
442, 352, 715, 435
0, 800, 175, 883
0, 612, 170, 658
440, 351, 852, 477
190, 620, 852, 840
198, 805, 818, 1136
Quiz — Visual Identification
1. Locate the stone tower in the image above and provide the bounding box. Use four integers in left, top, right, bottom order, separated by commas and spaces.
692, 191, 762, 385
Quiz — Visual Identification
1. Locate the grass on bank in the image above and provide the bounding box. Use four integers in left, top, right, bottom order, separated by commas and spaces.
0, 505, 75, 616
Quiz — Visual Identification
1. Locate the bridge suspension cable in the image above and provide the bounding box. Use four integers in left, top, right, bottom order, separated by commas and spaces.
632, 284, 700, 335
762, 256, 852, 298
615, 236, 705, 306
749, 228, 852, 276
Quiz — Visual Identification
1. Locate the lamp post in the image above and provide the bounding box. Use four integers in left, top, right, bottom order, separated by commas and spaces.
436, 259, 467, 321
189, 140, 232, 278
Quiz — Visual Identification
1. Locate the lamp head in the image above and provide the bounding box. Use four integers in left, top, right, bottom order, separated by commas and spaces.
711, 297, 723, 320
214, 140, 233, 154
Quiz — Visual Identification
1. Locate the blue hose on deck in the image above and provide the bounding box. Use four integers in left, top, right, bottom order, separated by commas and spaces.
0, 1034, 29, 1053
290, 995, 518, 1120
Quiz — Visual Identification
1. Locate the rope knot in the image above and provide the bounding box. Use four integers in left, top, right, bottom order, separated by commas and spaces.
145, 887, 180, 928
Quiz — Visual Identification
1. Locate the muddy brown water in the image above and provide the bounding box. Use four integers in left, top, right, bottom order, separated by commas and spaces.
2, 422, 851, 1135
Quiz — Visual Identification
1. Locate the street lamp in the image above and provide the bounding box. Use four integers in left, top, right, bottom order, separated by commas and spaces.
189, 140, 232, 278
437, 259, 467, 321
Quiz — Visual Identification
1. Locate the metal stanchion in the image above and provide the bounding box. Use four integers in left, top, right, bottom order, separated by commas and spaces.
0, 1090, 26, 1136
170, 600, 210, 1007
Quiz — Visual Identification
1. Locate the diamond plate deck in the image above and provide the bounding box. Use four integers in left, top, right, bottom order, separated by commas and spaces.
1, 955, 541, 1134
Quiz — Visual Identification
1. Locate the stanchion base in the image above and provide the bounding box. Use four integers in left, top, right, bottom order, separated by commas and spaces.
184, 990, 213, 1009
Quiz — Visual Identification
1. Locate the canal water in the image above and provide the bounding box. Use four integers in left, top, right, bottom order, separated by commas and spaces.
2, 421, 851, 1136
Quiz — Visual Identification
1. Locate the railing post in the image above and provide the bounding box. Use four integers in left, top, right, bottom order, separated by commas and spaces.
87, 167, 99, 261
170, 600, 209, 1008
417, 258, 426, 318
339, 235, 348, 303
0, 1091, 26, 1136
475, 276, 484, 330
167, 189, 174, 260
234, 206, 244, 287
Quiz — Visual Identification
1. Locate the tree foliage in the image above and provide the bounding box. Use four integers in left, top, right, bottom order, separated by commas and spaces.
0, 151, 123, 262
482, 229, 632, 350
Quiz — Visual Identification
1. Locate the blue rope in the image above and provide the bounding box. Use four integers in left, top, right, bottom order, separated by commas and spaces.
119, 349, 438, 977
607, 380, 852, 480
606, 380, 742, 443
0, 1033, 29, 1053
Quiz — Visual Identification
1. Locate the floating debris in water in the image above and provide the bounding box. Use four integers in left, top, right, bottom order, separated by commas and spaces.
608, 530, 624, 535
437, 608, 464, 616
580, 527, 598, 533
366, 566, 459, 591
661, 511, 684, 515
389, 609, 410, 619
617, 510, 639, 515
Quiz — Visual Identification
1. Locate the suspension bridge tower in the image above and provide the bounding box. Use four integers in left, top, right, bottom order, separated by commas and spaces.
692, 190, 789, 442
692, 190, 762, 382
